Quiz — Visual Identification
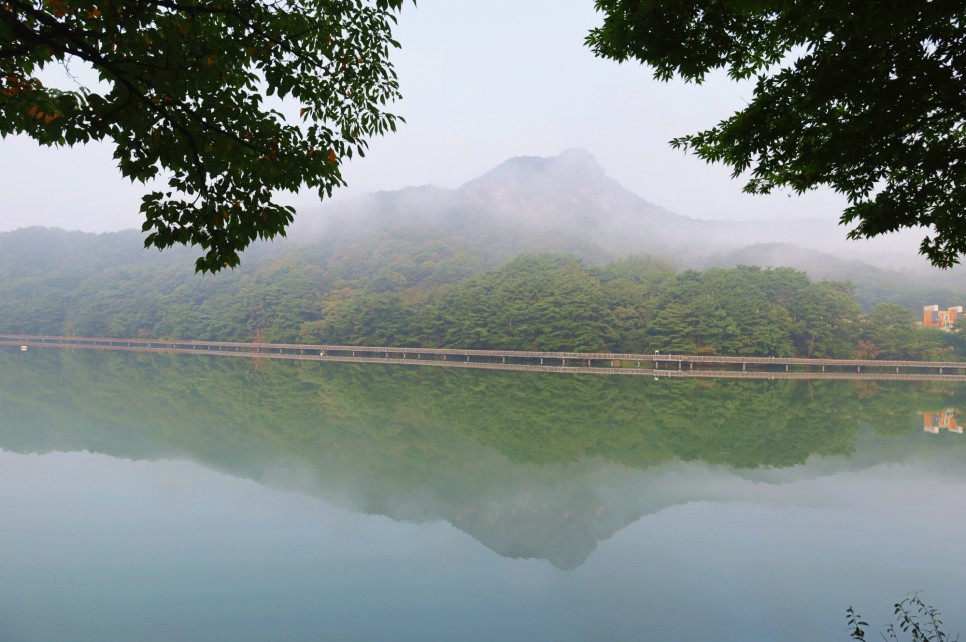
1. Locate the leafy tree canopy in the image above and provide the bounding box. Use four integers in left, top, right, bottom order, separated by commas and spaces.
587, 1, 966, 267
1, 0, 405, 271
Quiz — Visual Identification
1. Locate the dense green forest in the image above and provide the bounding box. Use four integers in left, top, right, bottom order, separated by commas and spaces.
1, 227, 964, 359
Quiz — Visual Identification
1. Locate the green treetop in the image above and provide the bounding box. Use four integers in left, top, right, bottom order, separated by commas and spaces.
588, 1, 966, 267
1, 0, 405, 272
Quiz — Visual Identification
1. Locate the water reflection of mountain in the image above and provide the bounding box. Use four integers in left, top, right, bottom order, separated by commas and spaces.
3, 348, 965, 569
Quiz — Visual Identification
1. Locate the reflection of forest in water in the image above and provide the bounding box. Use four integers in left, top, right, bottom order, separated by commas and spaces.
3, 347, 966, 569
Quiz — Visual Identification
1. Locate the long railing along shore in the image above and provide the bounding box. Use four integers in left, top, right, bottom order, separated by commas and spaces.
4, 334, 966, 381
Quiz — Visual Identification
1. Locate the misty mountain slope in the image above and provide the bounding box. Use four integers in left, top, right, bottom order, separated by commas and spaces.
707, 243, 966, 309
296, 148, 706, 260
296, 149, 939, 272
291, 186, 614, 267
459, 148, 698, 248
293, 147, 964, 306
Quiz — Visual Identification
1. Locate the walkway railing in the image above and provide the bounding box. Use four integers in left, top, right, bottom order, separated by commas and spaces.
3, 334, 966, 381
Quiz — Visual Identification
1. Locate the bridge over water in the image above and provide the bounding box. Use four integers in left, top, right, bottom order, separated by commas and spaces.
3, 334, 966, 381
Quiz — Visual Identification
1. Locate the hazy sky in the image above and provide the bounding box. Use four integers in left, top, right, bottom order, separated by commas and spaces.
0, 0, 851, 234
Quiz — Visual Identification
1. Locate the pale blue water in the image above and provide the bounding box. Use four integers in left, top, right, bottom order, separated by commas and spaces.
2, 348, 965, 641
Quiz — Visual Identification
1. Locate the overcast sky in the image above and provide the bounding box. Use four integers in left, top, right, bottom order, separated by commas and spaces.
0, 0, 851, 234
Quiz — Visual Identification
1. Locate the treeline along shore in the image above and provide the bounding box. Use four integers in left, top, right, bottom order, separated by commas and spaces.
3, 229, 966, 362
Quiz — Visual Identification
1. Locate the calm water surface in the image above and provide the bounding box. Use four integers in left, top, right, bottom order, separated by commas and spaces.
2, 348, 965, 641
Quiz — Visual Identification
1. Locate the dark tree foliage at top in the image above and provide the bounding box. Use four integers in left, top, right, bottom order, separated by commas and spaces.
587, 1, 966, 267
0, 0, 405, 271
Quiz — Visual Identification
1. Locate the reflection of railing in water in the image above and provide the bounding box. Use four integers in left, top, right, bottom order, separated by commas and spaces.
4, 333, 966, 381
924, 409, 962, 434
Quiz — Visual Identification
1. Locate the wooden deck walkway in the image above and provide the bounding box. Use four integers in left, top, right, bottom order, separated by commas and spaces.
3, 334, 966, 381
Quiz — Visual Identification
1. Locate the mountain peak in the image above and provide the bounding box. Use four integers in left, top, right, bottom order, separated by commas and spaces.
448, 149, 686, 248
556, 146, 600, 166
462, 148, 605, 190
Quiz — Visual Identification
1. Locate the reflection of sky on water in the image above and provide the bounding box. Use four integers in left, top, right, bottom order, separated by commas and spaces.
2, 450, 965, 642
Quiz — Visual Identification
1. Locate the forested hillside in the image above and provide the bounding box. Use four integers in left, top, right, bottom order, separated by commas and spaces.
4, 152, 965, 359
1, 227, 963, 360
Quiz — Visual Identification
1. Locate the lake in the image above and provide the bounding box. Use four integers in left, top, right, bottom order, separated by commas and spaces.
2, 347, 965, 641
